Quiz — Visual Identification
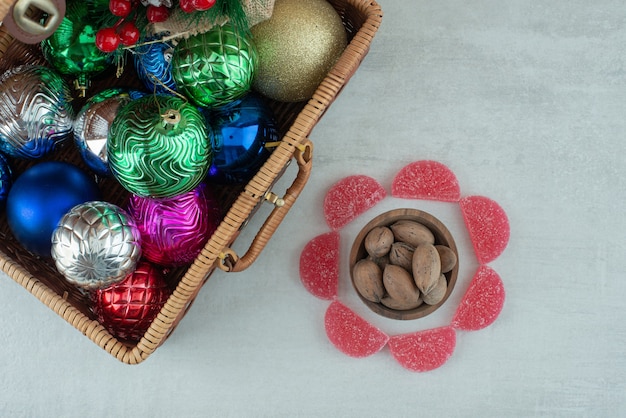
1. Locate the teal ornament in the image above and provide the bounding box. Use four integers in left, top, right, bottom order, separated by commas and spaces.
41, 0, 113, 95
0, 65, 74, 159
108, 95, 212, 198
172, 23, 258, 108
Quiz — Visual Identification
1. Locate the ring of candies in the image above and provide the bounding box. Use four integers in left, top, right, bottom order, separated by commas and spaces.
299, 160, 509, 372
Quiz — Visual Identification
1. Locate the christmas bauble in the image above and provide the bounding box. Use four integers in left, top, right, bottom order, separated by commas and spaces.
51, 201, 142, 289
74, 89, 134, 177
172, 23, 258, 108
108, 95, 212, 198
41, 0, 113, 95
93, 260, 171, 342
251, 0, 347, 102
205, 93, 277, 184
133, 33, 177, 95
0, 153, 12, 207
0, 65, 74, 159
127, 183, 221, 267
6, 162, 101, 256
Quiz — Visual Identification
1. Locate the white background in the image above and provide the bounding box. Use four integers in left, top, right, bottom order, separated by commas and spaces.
2, 0, 626, 416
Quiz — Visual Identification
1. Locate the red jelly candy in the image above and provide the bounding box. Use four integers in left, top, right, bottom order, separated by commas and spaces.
325, 301, 389, 358
452, 265, 505, 331
299, 232, 340, 300
324, 175, 386, 230
391, 160, 461, 202
460, 195, 510, 264
388, 326, 457, 372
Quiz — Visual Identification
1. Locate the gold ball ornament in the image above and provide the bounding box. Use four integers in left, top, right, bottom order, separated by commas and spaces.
251, 0, 347, 102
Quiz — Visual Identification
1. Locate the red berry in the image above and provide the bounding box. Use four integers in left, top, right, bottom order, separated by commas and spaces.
109, 0, 132, 17
96, 27, 121, 52
179, 0, 195, 13
118, 21, 140, 46
192, 0, 216, 11
146, 5, 169, 23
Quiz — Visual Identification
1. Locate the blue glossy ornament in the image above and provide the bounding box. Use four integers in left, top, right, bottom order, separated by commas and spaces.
133, 34, 177, 95
6, 161, 101, 256
0, 152, 12, 207
205, 93, 278, 184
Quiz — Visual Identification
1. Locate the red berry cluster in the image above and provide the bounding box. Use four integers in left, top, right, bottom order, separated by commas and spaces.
96, 0, 141, 52
179, 0, 216, 13
95, 0, 217, 53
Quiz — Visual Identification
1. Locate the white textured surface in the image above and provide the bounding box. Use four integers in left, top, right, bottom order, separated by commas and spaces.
2, 1, 626, 416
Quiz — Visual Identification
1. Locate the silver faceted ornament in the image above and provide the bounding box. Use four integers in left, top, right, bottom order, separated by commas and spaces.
0, 65, 74, 159
51, 201, 142, 290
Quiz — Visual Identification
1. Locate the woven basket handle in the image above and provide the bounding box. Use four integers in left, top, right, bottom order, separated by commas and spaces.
218, 138, 313, 273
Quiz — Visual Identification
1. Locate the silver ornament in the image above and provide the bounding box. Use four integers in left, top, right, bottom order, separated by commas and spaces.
0, 65, 74, 159
51, 201, 142, 290
74, 92, 131, 177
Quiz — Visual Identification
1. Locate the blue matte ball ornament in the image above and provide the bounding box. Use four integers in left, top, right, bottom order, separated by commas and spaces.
6, 161, 101, 256
0, 152, 12, 207
205, 93, 278, 185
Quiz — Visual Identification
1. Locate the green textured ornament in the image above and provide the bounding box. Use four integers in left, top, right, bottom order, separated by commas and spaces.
41, 0, 113, 96
108, 95, 212, 198
172, 23, 258, 108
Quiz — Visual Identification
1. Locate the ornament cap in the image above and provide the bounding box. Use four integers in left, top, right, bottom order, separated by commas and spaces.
73, 74, 90, 98
161, 109, 181, 129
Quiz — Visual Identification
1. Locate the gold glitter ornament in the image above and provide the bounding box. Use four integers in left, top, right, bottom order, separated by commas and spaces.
251, 0, 347, 102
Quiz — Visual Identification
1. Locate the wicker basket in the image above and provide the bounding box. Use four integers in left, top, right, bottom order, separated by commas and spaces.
0, 0, 382, 364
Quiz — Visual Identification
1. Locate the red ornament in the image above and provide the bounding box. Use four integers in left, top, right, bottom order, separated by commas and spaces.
192, 0, 216, 11
93, 261, 171, 341
118, 21, 140, 46
109, 0, 132, 17
146, 5, 170, 23
179, 0, 196, 13
96, 27, 121, 53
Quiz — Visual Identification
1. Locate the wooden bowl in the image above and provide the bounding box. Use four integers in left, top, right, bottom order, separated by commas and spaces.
349, 208, 459, 320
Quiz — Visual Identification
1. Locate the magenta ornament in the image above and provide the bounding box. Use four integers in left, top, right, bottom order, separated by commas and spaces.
127, 183, 222, 267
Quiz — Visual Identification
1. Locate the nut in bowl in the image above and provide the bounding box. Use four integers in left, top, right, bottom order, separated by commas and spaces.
349, 209, 459, 320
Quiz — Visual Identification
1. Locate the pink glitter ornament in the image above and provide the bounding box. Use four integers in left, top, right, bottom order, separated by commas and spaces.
127, 183, 222, 267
